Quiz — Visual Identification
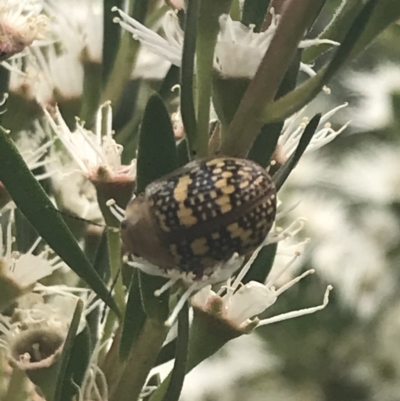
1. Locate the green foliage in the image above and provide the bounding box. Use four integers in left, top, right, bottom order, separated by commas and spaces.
0, 1, 399, 400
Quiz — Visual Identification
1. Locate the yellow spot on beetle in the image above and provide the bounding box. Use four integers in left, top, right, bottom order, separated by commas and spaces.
221, 171, 233, 178
253, 176, 264, 186
215, 179, 227, 188
239, 181, 250, 189
216, 195, 232, 213
177, 206, 198, 226
216, 195, 230, 206
191, 237, 209, 255
173, 175, 192, 202
227, 222, 253, 242
221, 185, 235, 195
220, 204, 232, 214
209, 190, 218, 199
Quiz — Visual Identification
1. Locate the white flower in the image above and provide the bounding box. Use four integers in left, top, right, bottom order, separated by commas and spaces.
0, 208, 64, 290
16, 126, 55, 181
277, 103, 350, 162
51, 164, 103, 222
44, 102, 136, 181
0, 285, 97, 370
192, 221, 331, 331
114, 8, 338, 79
0, 0, 49, 60
44, 0, 103, 63
9, 45, 84, 106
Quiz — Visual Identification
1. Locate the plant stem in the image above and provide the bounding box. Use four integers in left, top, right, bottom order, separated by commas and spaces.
110, 319, 169, 401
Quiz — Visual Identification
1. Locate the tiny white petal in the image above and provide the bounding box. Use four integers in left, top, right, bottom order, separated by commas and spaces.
225, 282, 277, 325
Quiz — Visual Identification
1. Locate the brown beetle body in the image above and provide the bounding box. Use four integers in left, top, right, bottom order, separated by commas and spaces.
121, 157, 276, 278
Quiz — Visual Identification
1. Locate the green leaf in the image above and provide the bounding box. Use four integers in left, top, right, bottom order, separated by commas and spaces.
262, 0, 395, 124
180, 0, 199, 155
101, 0, 149, 106
241, 0, 270, 31
136, 93, 178, 193
273, 114, 321, 191
0, 127, 118, 313
119, 270, 147, 360
136, 92, 177, 321
242, 244, 277, 284
86, 231, 109, 347
302, 0, 366, 63
177, 139, 190, 167
139, 273, 170, 322
53, 300, 84, 401
155, 339, 176, 366
102, 0, 123, 85
80, 61, 103, 124
161, 301, 189, 401
158, 65, 180, 101
59, 324, 92, 401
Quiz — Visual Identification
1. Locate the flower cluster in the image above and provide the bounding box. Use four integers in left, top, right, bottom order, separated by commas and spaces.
0, 1, 392, 401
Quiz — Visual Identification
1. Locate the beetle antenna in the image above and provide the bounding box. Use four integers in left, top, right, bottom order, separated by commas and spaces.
47, 206, 107, 227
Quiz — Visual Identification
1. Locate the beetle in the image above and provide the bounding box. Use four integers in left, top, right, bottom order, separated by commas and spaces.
120, 157, 277, 280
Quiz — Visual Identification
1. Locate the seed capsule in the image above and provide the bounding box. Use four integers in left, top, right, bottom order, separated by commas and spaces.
121, 157, 276, 279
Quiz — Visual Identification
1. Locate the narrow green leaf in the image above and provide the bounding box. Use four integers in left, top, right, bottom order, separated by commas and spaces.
161, 301, 189, 401
242, 243, 277, 284
262, 0, 393, 124
273, 114, 321, 191
219, 0, 325, 158
136, 92, 177, 321
101, 0, 149, 106
144, 373, 161, 401
0, 65, 10, 95
0, 127, 118, 313
136, 93, 178, 192
119, 270, 147, 360
140, 273, 170, 322
80, 61, 103, 124
155, 339, 176, 366
302, 0, 366, 63
324, 0, 378, 81
53, 300, 84, 401
102, 0, 123, 85
59, 325, 92, 401
248, 123, 282, 168
177, 139, 190, 167
241, 0, 270, 31
158, 65, 180, 101
180, 0, 199, 154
